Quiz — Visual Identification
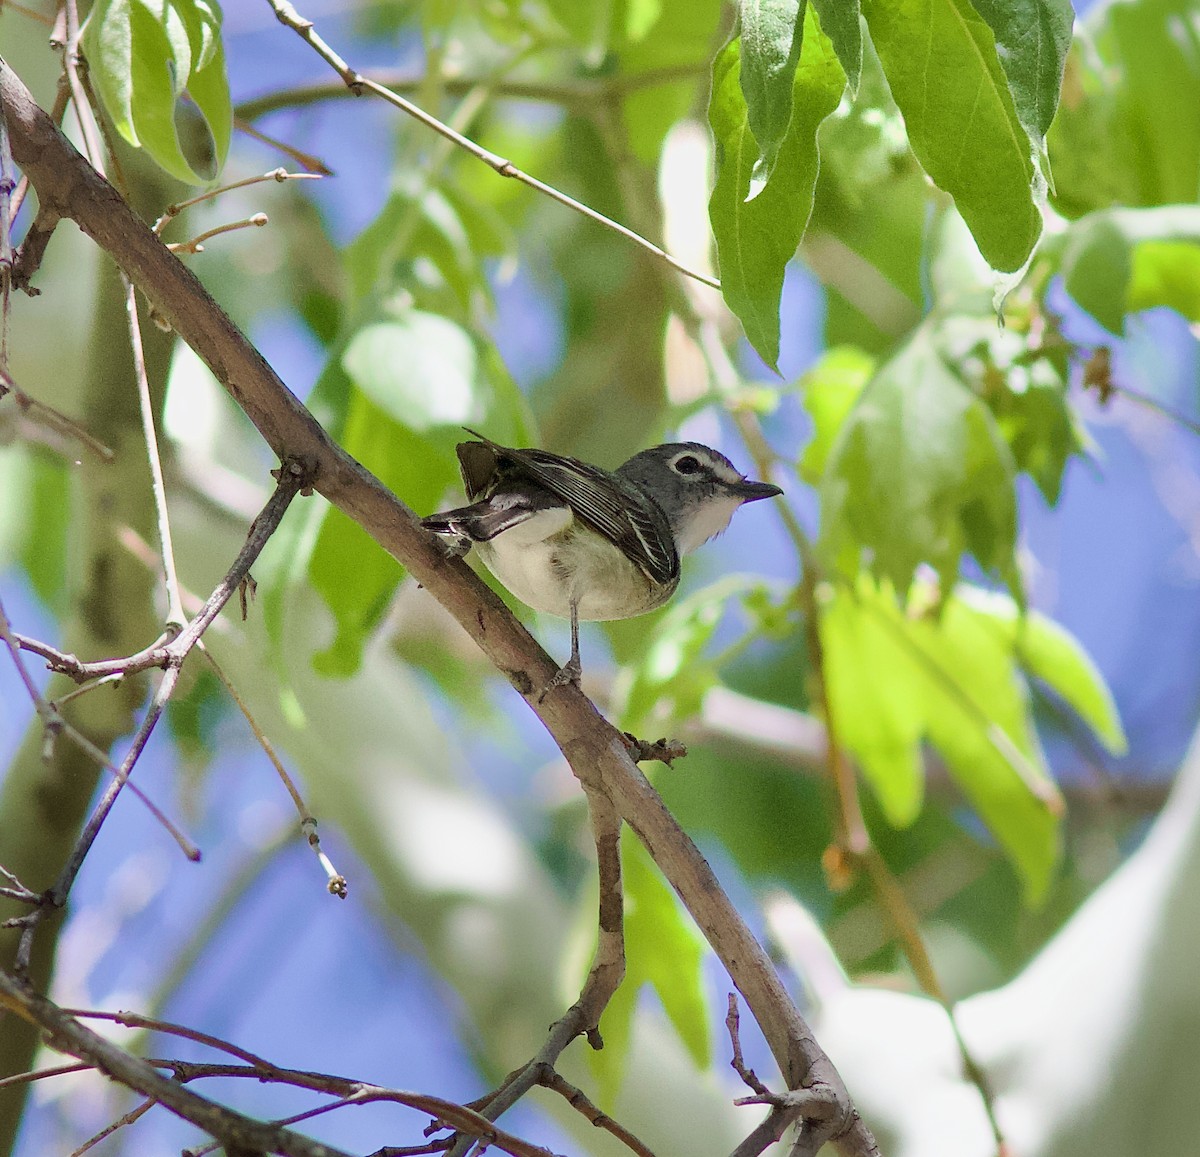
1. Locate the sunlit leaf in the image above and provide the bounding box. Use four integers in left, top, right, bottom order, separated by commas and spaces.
737, 0, 806, 194
709, 14, 846, 369
342, 311, 479, 432
1057, 206, 1200, 333
822, 581, 927, 824
861, 0, 1041, 271
798, 345, 875, 484
968, 0, 1073, 140
83, 0, 231, 183
1128, 240, 1200, 323
819, 330, 1019, 598
821, 579, 1086, 901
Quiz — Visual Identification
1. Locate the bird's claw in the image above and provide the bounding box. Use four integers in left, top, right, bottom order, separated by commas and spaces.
538, 655, 582, 702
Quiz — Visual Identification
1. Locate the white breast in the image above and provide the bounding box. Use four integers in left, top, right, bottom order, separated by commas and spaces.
474, 511, 674, 622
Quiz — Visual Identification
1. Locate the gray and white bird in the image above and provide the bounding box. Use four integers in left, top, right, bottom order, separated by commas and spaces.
422, 430, 782, 694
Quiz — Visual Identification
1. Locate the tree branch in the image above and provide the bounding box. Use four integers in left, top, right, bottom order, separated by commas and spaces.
0, 59, 878, 1157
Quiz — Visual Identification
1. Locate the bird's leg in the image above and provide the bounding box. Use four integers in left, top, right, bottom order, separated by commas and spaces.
539, 600, 582, 700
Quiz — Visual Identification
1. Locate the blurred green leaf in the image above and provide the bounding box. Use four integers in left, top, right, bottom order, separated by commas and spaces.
1057, 206, 1200, 333
737, 0, 806, 194
342, 311, 479, 432
968, 0, 1073, 140
616, 576, 767, 734
593, 839, 710, 1097
1050, 0, 1200, 216
936, 314, 1083, 505
811, 0, 862, 92
1128, 240, 1200, 323
709, 14, 846, 369
83, 0, 231, 184
307, 393, 458, 677
860, 0, 1041, 271
165, 666, 225, 768
822, 578, 1075, 902
23, 453, 71, 612
819, 329, 1019, 598
972, 592, 1128, 754
798, 345, 875, 484
822, 580, 927, 825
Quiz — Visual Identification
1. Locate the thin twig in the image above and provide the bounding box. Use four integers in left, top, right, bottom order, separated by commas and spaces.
168, 213, 270, 255
67, 1097, 154, 1157
0, 596, 199, 863
446, 784, 627, 1157
537, 1069, 657, 1157
264, 0, 721, 292
198, 643, 347, 895
12, 468, 310, 970
235, 64, 707, 122
153, 168, 322, 234
0, 972, 358, 1157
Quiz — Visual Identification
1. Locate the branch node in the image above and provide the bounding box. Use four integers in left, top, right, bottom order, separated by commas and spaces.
620, 732, 686, 766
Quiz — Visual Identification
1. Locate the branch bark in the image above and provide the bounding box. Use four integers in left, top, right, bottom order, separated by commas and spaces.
0, 57, 878, 1156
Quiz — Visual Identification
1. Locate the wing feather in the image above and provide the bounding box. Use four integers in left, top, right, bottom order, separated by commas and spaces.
460, 431, 679, 584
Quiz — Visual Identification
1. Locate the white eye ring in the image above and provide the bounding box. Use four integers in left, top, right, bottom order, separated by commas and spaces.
672, 454, 702, 475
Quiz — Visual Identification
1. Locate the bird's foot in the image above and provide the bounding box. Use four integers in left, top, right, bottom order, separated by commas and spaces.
538, 655, 582, 702
431, 531, 472, 560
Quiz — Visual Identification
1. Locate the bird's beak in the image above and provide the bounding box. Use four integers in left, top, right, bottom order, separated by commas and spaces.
731, 478, 783, 503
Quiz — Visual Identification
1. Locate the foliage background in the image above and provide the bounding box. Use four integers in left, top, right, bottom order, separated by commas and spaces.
3, 0, 1200, 1154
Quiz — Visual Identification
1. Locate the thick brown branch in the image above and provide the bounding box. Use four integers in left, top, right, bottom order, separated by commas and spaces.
0, 60, 878, 1157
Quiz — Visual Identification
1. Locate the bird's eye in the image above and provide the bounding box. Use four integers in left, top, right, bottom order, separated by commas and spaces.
673, 454, 702, 475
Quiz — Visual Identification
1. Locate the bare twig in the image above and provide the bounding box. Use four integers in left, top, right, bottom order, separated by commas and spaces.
167, 212, 270, 255
263, 0, 721, 292
538, 1068, 657, 1157
0, 971, 358, 1157
11, 467, 310, 971
152, 168, 322, 234
0, 596, 198, 864
447, 785, 627, 1156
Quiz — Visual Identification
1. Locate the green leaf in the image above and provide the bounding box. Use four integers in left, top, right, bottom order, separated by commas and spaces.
819, 330, 1019, 598
798, 345, 875, 484
821, 581, 927, 824
914, 592, 1060, 903
709, 13, 847, 369
307, 394, 459, 677
615, 576, 763, 735
1128, 240, 1200, 323
592, 839, 710, 1097
1057, 206, 1200, 333
935, 313, 1082, 505
83, 0, 231, 184
810, 0, 862, 93
954, 589, 1128, 754
821, 579, 1069, 902
860, 0, 1041, 271
737, 0, 807, 194
968, 0, 1073, 140
341, 311, 479, 432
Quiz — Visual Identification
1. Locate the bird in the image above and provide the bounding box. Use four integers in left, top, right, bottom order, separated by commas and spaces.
422, 430, 783, 695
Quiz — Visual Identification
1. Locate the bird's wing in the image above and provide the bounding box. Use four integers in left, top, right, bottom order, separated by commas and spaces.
421, 485, 565, 542
459, 431, 679, 584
